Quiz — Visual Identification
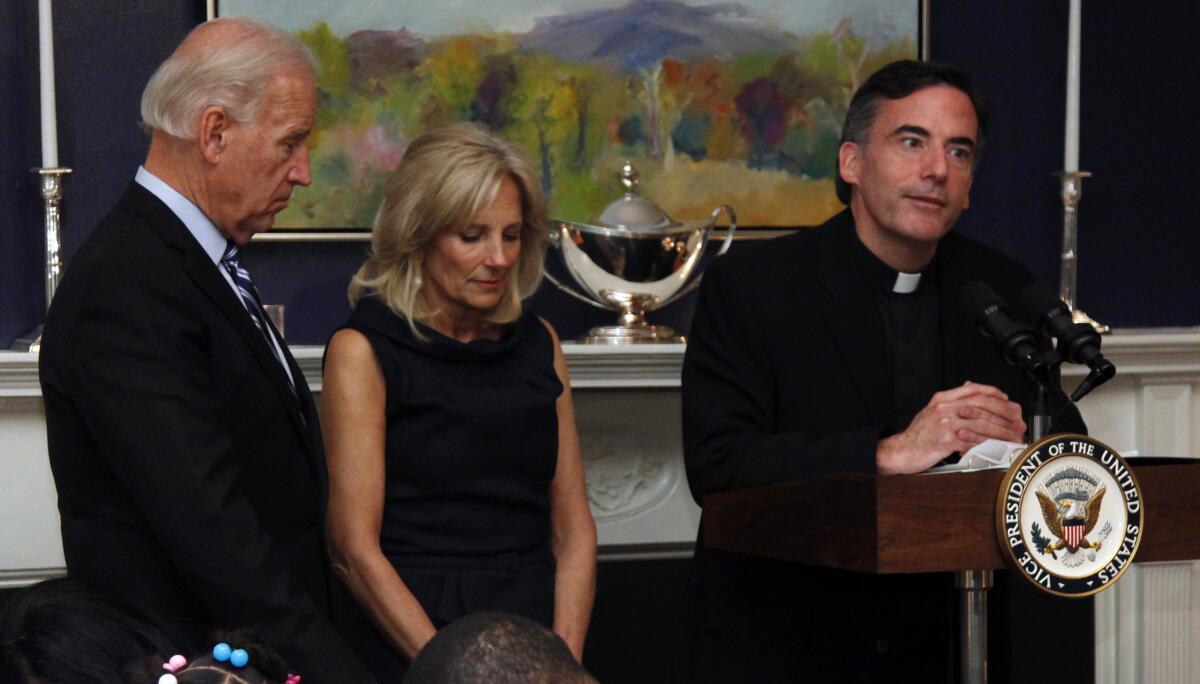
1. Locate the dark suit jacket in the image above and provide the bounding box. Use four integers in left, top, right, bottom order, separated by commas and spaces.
678, 210, 1087, 682
39, 182, 370, 683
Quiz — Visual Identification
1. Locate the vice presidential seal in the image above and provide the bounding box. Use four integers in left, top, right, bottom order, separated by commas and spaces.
996, 434, 1144, 597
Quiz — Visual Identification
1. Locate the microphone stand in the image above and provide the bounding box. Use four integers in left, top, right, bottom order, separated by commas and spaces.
1023, 350, 1066, 443
959, 350, 1064, 683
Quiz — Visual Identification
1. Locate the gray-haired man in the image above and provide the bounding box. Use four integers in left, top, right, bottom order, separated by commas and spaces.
40, 19, 371, 682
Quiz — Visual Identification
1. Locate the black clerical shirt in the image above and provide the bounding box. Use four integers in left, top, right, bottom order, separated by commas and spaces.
852, 234, 943, 433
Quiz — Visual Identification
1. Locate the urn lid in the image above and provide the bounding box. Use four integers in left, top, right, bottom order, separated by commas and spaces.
596, 162, 681, 233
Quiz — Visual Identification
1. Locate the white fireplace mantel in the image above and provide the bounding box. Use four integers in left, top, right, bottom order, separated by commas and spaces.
5, 327, 1199, 398
3, 328, 1198, 393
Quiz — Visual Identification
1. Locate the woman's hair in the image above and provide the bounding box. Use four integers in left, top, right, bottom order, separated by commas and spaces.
0, 578, 177, 684
125, 629, 290, 684
348, 122, 548, 338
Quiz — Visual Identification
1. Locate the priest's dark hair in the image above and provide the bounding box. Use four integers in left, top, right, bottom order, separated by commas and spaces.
835, 59, 991, 204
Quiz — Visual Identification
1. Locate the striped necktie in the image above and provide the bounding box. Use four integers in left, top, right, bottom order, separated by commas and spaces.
220, 242, 295, 390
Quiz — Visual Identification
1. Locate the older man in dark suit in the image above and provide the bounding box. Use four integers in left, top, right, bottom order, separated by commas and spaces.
38, 18, 371, 683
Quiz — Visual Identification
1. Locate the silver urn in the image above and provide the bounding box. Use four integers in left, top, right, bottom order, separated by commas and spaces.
546, 162, 736, 343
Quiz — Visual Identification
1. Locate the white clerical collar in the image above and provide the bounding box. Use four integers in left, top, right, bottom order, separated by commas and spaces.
134, 166, 227, 266
893, 271, 922, 294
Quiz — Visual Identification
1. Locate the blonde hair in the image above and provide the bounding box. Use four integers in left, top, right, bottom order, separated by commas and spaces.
140, 18, 316, 139
349, 123, 547, 337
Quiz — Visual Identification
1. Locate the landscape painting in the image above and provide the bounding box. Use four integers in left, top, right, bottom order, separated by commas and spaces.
219, 0, 920, 229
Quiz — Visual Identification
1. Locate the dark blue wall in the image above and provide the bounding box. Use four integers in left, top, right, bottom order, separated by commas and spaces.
1, 1, 42, 343
3, 0, 1197, 347
2, 0, 205, 346
931, 2, 1200, 328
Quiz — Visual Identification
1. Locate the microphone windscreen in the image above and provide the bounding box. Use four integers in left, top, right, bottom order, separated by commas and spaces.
1015, 283, 1069, 328
958, 281, 1002, 323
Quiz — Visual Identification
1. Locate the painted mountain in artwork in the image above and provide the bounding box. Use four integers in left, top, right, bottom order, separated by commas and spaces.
519, 0, 797, 72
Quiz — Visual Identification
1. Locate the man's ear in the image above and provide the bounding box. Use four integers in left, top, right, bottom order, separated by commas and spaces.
198, 106, 229, 164
838, 141, 862, 187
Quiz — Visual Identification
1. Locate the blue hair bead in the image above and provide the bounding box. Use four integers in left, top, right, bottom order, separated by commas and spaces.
230, 649, 249, 668
212, 643, 232, 662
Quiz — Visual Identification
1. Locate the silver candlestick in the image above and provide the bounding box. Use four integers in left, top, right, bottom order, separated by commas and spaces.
11, 167, 72, 352
1057, 170, 1108, 334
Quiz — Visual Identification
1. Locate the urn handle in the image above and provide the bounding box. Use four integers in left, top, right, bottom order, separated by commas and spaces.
710, 204, 737, 256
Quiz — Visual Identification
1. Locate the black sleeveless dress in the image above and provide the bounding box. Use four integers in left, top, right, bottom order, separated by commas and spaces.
335, 296, 563, 679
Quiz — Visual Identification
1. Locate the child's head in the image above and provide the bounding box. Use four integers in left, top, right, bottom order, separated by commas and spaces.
0, 578, 177, 684
133, 629, 294, 684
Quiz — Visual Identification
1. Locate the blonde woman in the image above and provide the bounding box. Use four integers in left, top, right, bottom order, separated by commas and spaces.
321, 123, 596, 679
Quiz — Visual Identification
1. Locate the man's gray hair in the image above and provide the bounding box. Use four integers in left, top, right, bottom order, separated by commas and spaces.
140, 18, 316, 139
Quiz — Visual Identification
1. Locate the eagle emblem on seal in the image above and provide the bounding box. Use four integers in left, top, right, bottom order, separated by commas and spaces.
1033, 466, 1112, 567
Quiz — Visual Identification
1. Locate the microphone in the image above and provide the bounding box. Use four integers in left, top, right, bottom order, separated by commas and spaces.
960, 282, 1068, 441
1015, 283, 1116, 401
958, 282, 1046, 374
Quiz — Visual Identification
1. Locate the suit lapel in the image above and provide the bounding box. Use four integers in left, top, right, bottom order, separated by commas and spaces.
119, 183, 318, 462
815, 212, 891, 427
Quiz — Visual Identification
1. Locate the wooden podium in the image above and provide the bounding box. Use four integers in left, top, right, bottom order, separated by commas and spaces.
702, 462, 1200, 683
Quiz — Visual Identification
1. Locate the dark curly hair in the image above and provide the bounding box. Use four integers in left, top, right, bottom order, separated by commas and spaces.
404, 613, 594, 684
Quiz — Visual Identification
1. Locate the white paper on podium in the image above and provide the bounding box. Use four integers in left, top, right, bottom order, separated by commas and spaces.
924, 439, 1142, 475
925, 439, 1025, 474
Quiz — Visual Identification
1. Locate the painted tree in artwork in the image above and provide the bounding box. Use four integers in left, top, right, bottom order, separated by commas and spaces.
764, 51, 844, 179
415, 36, 500, 127
634, 64, 665, 160
499, 53, 586, 197
476, 52, 618, 219
298, 22, 351, 115
797, 21, 913, 114
636, 60, 742, 169
658, 58, 740, 163
735, 77, 790, 168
